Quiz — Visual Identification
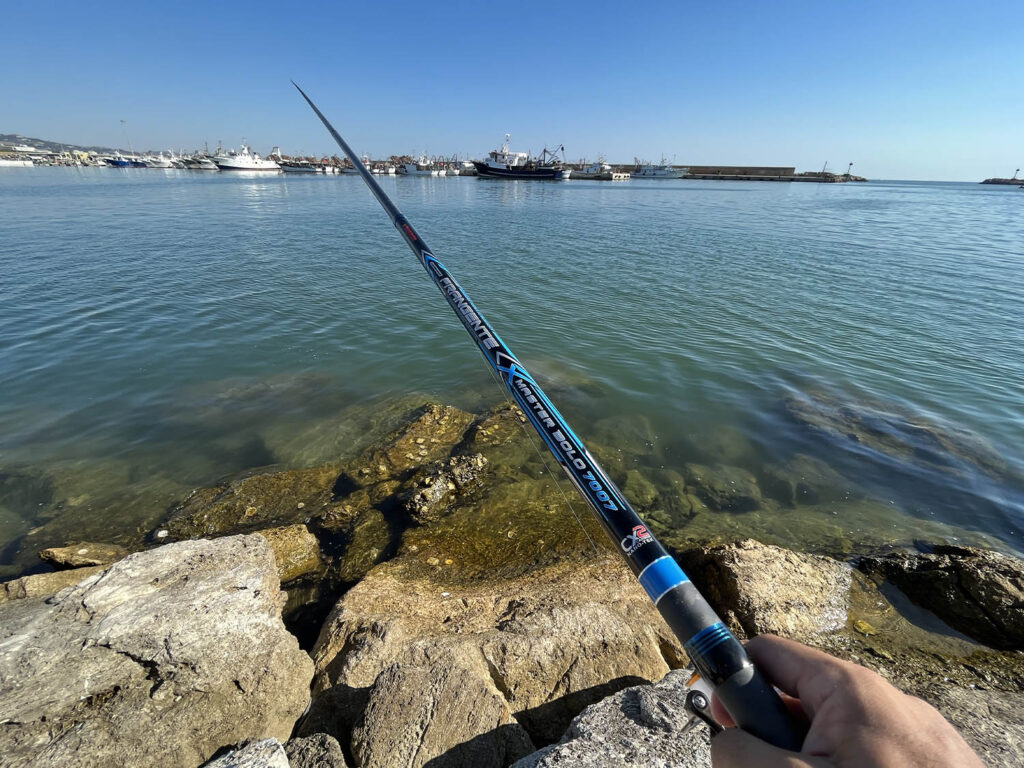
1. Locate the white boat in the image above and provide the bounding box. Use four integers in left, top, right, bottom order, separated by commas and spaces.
213, 143, 281, 171
573, 159, 629, 181
144, 153, 174, 168
396, 156, 434, 176
631, 156, 687, 179
0, 158, 33, 167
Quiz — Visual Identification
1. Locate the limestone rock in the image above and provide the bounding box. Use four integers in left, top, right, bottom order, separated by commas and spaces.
906, 680, 1024, 768
285, 733, 350, 768
859, 545, 1024, 649
303, 555, 684, 751
676, 539, 851, 640
255, 524, 324, 583
0, 536, 314, 768
348, 403, 475, 486
684, 463, 762, 512
203, 739, 290, 768
0, 565, 105, 604
164, 463, 343, 539
399, 454, 488, 524
511, 670, 710, 768
351, 650, 534, 768
38, 541, 129, 568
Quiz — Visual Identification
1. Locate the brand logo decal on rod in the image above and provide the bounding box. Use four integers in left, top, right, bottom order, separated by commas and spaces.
621, 525, 652, 554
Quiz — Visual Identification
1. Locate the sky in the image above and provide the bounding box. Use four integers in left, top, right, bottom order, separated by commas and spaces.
3, 0, 1021, 180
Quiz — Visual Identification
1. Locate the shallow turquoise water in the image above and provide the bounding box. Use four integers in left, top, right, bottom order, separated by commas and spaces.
0, 167, 1021, 569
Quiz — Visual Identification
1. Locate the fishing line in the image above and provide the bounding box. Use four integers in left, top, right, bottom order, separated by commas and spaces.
294, 82, 804, 750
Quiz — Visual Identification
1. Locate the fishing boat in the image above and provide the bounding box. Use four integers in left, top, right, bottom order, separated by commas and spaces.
631, 156, 687, 179
213, 143, 281, 171
572, 158, 628, 181
279, 159, 318, 174
472, 135, 567, 179
396, 156, 434, 176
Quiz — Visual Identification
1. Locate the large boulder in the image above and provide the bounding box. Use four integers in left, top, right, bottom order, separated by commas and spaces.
0, 536, 313, 767
676, 539, 851, 640
351, 649, 535, 768
511, 670, 710, 768
302, 555, 685, 757
859, 545, 1024, 650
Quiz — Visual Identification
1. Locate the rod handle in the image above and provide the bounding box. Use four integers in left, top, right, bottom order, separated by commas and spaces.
715, 660, 806, 751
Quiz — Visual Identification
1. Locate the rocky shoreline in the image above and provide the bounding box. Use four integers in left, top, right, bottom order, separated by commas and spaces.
2, 399, 1022, 767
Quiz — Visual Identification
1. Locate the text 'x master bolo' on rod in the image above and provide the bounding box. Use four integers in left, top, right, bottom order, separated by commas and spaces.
293, 81, 805, 751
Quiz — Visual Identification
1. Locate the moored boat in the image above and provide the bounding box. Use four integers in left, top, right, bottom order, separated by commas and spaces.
396, 156, 434, 176
0, 158, 33, 167
572, 158, 629, 181
280, 160, 318, 173
213, 143, 281, 171
631, 156, 687, 179
472, 135, 567, 179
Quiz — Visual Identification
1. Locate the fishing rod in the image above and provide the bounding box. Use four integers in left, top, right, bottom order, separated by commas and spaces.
293, 82, 804, 751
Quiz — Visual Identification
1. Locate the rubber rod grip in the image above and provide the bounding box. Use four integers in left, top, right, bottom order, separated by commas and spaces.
715, 662, 807, 751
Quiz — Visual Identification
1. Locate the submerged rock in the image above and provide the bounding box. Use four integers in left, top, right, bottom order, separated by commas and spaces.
511, 670, 709, 768
759, 454, 859, 507
164, 463, 343, 540
676, 539, 851, 640
38, 541, 129, 568
859, 544, 1024, 650
784, 389, 1010, 479
301, 555, 685, 756
398, 453, 488, 525
683, 463, 762, 513
0, 536, 313, 767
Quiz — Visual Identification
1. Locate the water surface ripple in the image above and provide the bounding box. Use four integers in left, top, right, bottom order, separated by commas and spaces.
0, 169, 1021, 569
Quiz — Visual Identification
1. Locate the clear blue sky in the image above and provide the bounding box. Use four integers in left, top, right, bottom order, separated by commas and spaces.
4, 0, 1021, 180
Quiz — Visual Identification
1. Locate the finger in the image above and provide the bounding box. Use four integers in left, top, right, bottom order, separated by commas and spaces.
745, 634, 853, 718
712, 727, 825, 768
710, 691, 734, 727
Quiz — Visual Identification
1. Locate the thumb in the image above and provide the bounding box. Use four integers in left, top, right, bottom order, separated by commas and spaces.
711, 728, 824, 768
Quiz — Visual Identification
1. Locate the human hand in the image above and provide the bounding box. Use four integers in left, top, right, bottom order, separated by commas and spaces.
710, 634, 984, 767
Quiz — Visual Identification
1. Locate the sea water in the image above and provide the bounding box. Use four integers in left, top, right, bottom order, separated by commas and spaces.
1, 168, 1021, 575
